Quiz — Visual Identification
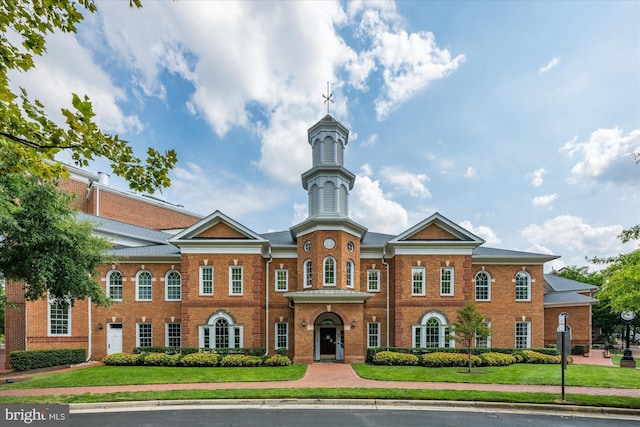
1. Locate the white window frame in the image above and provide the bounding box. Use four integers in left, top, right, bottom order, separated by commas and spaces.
440, 267, 454, 296
412, 311, 454, 348
412, 266, 426, 296
367, 322, 380, 348
275, 269, 288, 292
515, 271, 531, 301
323, 257, 336, 286
107, 270, 123, 301
515, 321, 531, 349
229, 266, 243, 295
475, 321, 491, 348
48, 294, 71, 337
198, 312, 244, 349
136, 322, 152, 348
346, 260, 354, 288
135, 270, 152, 301
303, 259, 312, 288
165, 322, 182, 347
275, 322, 289, 350
475, 271, 491, 301
367, 269, 380, 292
199, 266, 214, 296
165, 270, 182, 301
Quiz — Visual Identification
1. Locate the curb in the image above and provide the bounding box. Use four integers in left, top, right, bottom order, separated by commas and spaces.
70, 398, 640, 418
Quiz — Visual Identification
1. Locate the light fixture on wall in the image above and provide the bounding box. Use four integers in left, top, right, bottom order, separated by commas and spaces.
351, 320, 356, 328
97, 322, 103, 330
302, 319, 306, 328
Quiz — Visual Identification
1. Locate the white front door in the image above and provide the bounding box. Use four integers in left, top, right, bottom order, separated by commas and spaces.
336, 329, 344, 361
107, 323, 123, 355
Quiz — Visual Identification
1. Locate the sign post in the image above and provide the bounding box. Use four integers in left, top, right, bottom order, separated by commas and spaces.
556, 312, 569, 400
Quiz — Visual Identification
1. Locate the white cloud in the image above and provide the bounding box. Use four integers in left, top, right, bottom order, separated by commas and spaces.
532, 193, 558, 208
361, 133, 379, 147
292, 202, 307, 225
458, 220, 501, 245
464, 166, 478, 180
539, 57, 560, 73
528, 168, 547, 187
360, 163, 374, 177
351, 174, 408, 233
521, 215, 624, 254
561, 128, 640, 186
380, 167, 431, 199
8, 32, 141, 134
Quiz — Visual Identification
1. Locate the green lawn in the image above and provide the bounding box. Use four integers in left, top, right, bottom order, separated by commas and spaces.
351, 363, 640, 389
0, 365, 307, 389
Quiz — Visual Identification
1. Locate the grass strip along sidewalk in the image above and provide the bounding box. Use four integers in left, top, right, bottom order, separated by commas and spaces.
1, 364, 639, 409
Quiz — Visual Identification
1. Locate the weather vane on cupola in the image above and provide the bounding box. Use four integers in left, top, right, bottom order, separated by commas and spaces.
322, 81, 334, 115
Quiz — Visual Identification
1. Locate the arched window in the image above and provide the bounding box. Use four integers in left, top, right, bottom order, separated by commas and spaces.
165, 270, 181, 301
136, 270, 152, 301
475, 271, 491, 301
107, 270, 123, 301
304, 259, 312, 288
346, 259, 354, 288
199, 311, 243, 349
412, 311, 453, 348
323, 257, 335, 286
515, 271, 530, 301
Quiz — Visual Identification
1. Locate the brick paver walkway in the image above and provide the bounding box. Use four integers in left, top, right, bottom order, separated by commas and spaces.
1, 346, 639, 399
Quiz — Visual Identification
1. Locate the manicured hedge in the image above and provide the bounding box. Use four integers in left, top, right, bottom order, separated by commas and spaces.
133, 346, 266, 356
102, 352, 291, 367
367, 347, 558, 362
371, 350, 561, 367
9, 349, 86, 372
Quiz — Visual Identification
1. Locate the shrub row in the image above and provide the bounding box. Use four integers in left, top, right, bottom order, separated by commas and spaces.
9, 349, 86, 372
372, 350, 557, 367
366, 346, 558, 362
102, 352, 291, 367
132, 346, 266, 356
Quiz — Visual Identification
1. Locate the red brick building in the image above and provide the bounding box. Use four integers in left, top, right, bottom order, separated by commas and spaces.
4, 114, 597, 366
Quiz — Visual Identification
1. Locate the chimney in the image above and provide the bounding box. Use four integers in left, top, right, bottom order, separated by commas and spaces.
97, 172, 110, 186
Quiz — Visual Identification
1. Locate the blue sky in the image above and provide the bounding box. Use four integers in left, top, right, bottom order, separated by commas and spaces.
9, 1, 639, 271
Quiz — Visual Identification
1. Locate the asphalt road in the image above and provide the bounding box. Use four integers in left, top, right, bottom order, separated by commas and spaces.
71, 407, 640, 427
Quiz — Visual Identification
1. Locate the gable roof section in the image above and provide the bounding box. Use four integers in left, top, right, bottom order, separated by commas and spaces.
388, 212, 484, 254
472, 246, 560, 264
78, 212, 173, 247
169, 210, 267, 254
544, 292, 599, 307
543, 274, 599, 308
544, 274, 598, 294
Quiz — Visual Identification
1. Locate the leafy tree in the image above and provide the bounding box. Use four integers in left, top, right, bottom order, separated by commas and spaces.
452, 301, 492, 372
1, 0, 176, 194
0, 170, 112, 306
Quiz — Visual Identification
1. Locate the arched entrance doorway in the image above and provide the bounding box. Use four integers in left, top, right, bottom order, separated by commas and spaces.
314, 312, 344, 361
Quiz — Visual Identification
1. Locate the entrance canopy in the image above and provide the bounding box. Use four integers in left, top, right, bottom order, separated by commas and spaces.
284, 289, 373, 304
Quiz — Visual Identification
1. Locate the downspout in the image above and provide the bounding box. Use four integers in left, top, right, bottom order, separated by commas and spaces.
87, 297, 92, 362
382, 246, 390, 347
265, 246, 273, 356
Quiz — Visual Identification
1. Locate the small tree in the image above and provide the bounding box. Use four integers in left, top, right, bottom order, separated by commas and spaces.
452, 301, 492, 372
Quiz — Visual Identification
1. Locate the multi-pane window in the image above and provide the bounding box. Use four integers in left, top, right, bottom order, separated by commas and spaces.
425, 318, 440, 347
440, 267, 454, 296
515, 321, 530, 349
346, 260, 354, 288
215, 318, 229, 348
48, 296, 70, 336
515, 271, 531, 301
412, 266, 425, 296
200, 266, 213, 295
165, 270, 181, 301
475, 271, 490, 301
304, 259, 312, 288
367, 322, 380, 348
475, 322, 491, 348
137, 323, 152, 347
276, 269, 288, 292
413, 314, 453, 348
136, 271, 152, 301
367, 270, 380, 292
275, 322, 288, 349
166, 323, 181, 347
324, 257, 335, 286
108, 270, 123, 301
229, 266, 243, 295
199, 314, 244, 349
